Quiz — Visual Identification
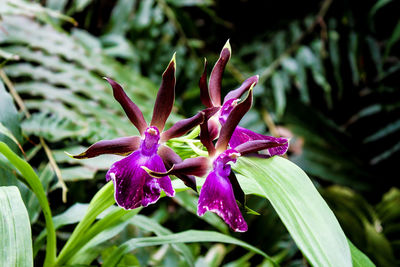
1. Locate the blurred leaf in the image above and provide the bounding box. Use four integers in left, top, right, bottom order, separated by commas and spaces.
166, 0, 214, 6
103, 230, 275, 266
0, 186, 33, 267
235, 156, 351, 267
384, 20, 400, 58
271, 71, 286, 118
370, 0, 394, 17
0, 80, 22, 152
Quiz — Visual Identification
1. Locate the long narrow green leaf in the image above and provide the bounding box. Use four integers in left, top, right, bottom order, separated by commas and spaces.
103, 230, 275, 266
0, 186, 33, 267
55, 181, 115, 265
0, 142, 56, 266
235, 156, 351, 267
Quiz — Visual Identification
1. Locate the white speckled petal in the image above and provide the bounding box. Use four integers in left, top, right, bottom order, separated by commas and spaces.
197, 170, 247, 232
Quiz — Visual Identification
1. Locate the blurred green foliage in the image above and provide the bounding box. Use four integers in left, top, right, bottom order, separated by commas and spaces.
0, 0, 399, 265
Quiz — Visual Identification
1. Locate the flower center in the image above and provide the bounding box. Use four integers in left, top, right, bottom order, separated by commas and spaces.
213, 149, 241, 177
140, 126, 161, 156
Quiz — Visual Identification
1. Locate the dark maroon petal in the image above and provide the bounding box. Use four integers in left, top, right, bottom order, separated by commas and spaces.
143, 156, 210, 178
150, 54, 176, 131
160, 107, 219, 142
161, 112, 204, 142
104, 78, 148, 135
158, 145, 197, 191
70, 136, 141, 159
223, 75, 259, 103
106, 150, 174, 209
231, 126, 289, 156
200, 120, 216, 156
197, 170, 247, 232
209, 40, 231, 106
215, 88, 254, 152
199, 59, 213, 108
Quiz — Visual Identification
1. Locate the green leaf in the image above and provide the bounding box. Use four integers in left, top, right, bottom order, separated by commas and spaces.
55, 181, 115, 265
0, 80, 22, 153
349, 240, 376, 267
0, 186, 33, 267
0, 142, 56, 266
103, 230, 275, 266
234, 156, 351, 267
384, 20, 400, 59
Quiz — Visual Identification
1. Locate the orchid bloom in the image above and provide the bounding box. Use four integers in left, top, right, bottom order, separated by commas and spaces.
146, 88, 289, 232
71, 55, 217, 209
200, 41, 289, 156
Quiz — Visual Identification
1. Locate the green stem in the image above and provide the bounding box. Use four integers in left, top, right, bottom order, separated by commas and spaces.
0, 142, 56, 266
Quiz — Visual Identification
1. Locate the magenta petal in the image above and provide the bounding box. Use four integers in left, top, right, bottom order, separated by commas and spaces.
230, 126, 289, 156
106, 151, 174, 209
197, 170, 248, 232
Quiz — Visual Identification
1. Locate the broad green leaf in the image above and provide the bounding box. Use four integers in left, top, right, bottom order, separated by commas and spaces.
0, 142, 56, 266
103, 230, 275, 266
234, 156, 351, 267
0, 186, 33, 267
349, 240, 375, 267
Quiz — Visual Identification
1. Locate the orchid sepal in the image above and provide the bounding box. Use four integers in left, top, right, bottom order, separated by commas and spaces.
150, 53, 176, 131
104, 78, 148, 135
69, 136, 141, 159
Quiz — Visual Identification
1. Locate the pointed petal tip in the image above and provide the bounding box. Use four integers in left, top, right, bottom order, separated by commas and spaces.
64, 151, 77, 159
223, 39, 232, 54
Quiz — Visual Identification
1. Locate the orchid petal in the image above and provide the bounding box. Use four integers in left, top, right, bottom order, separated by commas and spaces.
200, 120, 216, 156
151, 54, 176, 131
209, 40, 231, 106
197, 170, 248, 232
161, 107, 219, 142
104, 78, 148, 135
216, 87, 254, 152
143, 156, 210, 178
158, 145, 197, 191
231, 126, 289, 156
223, 75, 259, 103
106, 150, 174, 209
199, 59, 213, 108
70, 136, 141, 159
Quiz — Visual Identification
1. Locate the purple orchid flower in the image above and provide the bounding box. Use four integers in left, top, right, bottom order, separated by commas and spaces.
146, 88, 289, 232
200, 41, 289, 156
71, 55, 218, 210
